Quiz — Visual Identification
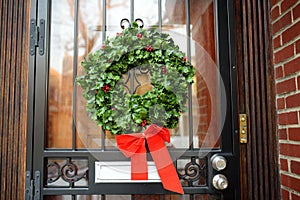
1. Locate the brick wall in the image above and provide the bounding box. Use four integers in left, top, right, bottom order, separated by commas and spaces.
271, 0, 300, 199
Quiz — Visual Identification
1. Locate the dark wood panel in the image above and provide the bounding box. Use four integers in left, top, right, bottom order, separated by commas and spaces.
234, 0, 280, 199
0, 0, 30, 199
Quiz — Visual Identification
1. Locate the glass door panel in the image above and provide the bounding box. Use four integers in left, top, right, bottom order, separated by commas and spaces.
47, 0, 75, 148
76, 0, 104, 149
163, 0, 220, 149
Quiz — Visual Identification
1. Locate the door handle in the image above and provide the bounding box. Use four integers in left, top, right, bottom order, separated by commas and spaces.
211, 155, 227, 171
212, 174, 229, 190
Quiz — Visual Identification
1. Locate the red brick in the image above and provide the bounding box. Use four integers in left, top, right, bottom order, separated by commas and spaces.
278, 111, 298, 125
293, 3, 300, 21
276, 78, 296, 94
291, 160, 300, 175
282, 188, 290, 199
273, 11, 292, 34
272, 6, 280, 21
271, 0, 279, 7
280, 143, 300, 157
277, 97, 285, 109
281, 173, 300, 193
273, 35, 281, 50
280, 158, 289, 171
274, 44, 294, 64
279, 128, 288, 140
284, 56, 300, 76
281, 0, 298, 13
276, 66, 284, 79
289, 128, 300, 141
286, 93, 300, 108
292, 193, 300, 200
283, 21, 300, 44
296, 39, 300, 54
298, 76, 300, 89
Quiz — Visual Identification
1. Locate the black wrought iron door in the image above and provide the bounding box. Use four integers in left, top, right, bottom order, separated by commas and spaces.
26, 0, 239, 199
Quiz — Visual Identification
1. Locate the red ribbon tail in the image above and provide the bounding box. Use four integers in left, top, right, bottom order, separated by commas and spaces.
131, 147, 148, 180
146, 127, 184, 194
150, 146, 184, 194
158, 165, 184, 194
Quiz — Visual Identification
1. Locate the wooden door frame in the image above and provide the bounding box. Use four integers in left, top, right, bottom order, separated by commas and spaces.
0, 0, 280, 199
234, 0, 280, 199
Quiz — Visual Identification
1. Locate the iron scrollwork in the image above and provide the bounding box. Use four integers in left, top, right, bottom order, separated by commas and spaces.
47, 158, 88, 184
178, 157, 207, 187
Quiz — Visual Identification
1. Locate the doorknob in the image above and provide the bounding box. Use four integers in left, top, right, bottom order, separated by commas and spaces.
212, 174, 228, 190
211, 155, 227, 171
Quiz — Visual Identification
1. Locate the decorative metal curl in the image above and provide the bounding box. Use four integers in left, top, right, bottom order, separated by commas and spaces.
178, 157, 207, 186
61, 159, 88, 183
47, 162, 61, 183
120, 18, 144, 29
47, 159, 88, 184
181, 160, 201, 181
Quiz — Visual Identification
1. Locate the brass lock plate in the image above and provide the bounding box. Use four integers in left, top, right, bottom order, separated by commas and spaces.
239, 114, 247, 143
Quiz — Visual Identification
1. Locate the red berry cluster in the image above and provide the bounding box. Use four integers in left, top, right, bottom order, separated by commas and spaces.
161, 66, 167, 74
116, 32, 122, 36
101, 84, 110, 93
183, 57, 188, 62
136, 33, 143, 39
141, 119, 147, 127
101, 45, 105, 50
145, 45, 153, 52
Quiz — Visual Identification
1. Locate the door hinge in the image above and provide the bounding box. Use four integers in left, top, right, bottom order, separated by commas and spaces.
239, 114, 247, 143
25, 170, 41, 200
30, 19, 45, 56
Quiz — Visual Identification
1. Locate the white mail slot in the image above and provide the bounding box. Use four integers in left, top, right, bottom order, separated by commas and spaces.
95, 161, 161, 183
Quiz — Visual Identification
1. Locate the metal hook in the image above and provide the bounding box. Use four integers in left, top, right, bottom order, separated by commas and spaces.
134, 18, 144, 28
120, 18, 144, 29
120, 18, 131, 29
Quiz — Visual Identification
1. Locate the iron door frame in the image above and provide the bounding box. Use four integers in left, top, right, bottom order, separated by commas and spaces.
26, 0, 239, 199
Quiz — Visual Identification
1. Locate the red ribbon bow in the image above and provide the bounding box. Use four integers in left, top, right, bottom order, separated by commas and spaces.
116, 124, 184, 194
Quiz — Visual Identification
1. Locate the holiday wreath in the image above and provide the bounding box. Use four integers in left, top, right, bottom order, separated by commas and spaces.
77, 22, 195, 135
77, 21, 195, 194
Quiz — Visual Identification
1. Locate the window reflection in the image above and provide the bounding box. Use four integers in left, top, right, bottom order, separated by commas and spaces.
189, 0, 220, 148
164, 0, 219, 148
47, 0, 75, 148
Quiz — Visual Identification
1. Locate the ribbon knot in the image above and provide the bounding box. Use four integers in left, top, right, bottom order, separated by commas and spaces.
116, 124, 184, 194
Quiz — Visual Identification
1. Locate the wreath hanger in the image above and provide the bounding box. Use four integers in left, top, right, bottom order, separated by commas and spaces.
120, 18, 144, 29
